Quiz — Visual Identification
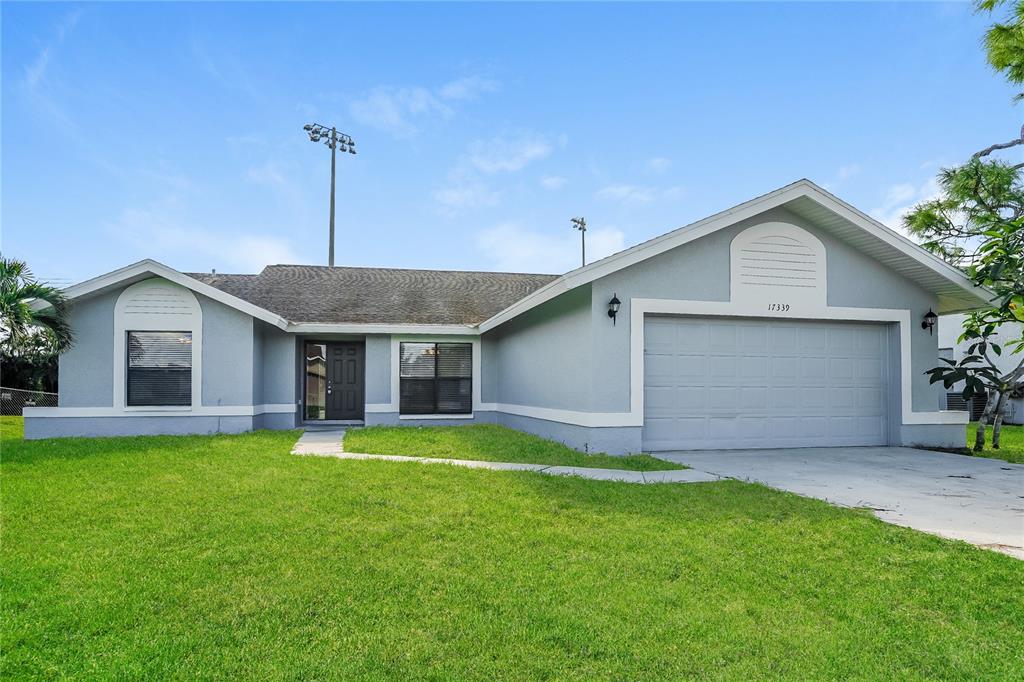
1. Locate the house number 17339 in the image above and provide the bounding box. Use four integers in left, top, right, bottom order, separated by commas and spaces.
767, 303, 790, 312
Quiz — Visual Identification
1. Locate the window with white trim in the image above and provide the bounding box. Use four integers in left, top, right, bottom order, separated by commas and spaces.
399, 342, 472, 414
126, 331, 193, 406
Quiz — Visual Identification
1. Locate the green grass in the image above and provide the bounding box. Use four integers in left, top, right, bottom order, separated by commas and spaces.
966, 423, 1024, 464
343, 423, 682, 471
3, 418, 1022, 679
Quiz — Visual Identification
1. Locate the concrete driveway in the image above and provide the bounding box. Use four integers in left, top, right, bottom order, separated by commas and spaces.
654, 447, 1024, 559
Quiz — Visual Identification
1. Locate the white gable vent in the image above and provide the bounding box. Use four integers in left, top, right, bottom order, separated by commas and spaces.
730, 222, 826, 311
120, 279, 200, 323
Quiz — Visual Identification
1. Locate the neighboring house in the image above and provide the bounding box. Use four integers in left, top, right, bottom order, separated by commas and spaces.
938, 314, 1024, 423
24, 180, 990, 453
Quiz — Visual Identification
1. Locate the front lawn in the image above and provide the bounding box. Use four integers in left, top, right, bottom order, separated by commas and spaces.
344, 423, 683, 471
967, 423, 1024, 464
3, 418, 1022, 678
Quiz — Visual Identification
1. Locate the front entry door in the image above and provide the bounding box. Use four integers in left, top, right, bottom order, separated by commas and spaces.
326, 342, 365, 420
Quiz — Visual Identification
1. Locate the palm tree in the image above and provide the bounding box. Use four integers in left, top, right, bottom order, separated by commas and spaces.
0, 257, 73, 352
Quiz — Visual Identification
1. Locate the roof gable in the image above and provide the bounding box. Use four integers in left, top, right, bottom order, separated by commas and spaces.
478, 179, 990, 331
62, 260, 558, 331
62, 260, 290, 329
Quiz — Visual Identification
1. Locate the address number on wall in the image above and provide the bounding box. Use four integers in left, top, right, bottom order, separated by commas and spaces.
767, 303, 791, 312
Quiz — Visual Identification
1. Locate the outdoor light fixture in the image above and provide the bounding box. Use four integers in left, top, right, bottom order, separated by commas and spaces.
608, 293, 621, 325
921, 308, 938, 335
304, 123, 356, 267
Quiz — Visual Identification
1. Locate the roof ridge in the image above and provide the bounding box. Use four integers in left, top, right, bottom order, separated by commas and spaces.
260, 264, 559, 278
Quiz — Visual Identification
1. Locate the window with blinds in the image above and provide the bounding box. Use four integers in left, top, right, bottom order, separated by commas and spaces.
126, 331, 193, 406
399, 342, 472, 414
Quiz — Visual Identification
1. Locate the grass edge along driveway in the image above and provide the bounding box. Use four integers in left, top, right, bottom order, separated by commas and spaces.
343, 423, 683, 471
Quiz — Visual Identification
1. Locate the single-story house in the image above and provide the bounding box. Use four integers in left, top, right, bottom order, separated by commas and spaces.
25, 180, 989, 453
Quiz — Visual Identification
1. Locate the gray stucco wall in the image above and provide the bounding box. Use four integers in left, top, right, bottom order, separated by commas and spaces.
481, 336, 499, 404
365, 335, 391, 405
588, 206, 946, 416
26, 415, 256, 439
483, 285, 593, 410
58, 289, 118, 407
199, 293, 255, 407
258, 322, 296, 405
252, 320, 265, 406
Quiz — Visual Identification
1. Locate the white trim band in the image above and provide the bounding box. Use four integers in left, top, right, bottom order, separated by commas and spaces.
24, 404, 298, 418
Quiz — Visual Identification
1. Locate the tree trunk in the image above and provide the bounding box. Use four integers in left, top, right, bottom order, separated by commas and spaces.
974, 392, 998, 451
992, 391, 1010, 449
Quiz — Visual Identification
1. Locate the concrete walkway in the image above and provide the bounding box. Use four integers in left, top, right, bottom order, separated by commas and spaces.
656, 447, 1024, 559
290, 429, 720, 484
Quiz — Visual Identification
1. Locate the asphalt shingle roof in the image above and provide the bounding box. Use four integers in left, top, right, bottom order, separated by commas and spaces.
186, 265, 559, 326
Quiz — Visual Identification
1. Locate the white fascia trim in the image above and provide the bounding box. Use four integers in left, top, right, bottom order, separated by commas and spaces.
799, 184, 988, 305
478, 180, 989, 332
63, 259, 289, 330
480, 402, 638, 428
24, 403, 298, 418
289, 323, 479, 335
388, 335, 483, 413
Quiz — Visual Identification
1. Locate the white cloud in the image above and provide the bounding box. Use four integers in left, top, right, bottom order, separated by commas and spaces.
349, 76, 500, 138
434, 131, 555, 214
596, 185, 656, 204
837, 163, 861, 181
596, 184, 685, 205
870, 177, 941, 235
647, 157, 672, 173
24, 9, 83, 89
438, 76, 500, 101
246, 161, 287, 187
25, 49, 52, 89
468, 133, 552, 174
432, 171, 500, 212
477, 222, 626, 273
349, 86, 451, 137
541, 176, 567, 190
109, 203, 301, 273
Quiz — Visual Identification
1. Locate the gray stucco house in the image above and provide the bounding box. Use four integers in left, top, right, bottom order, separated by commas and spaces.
25, 180, 989, 453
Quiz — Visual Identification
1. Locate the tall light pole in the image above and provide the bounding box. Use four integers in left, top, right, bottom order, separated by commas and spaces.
571, 216, 587, 267
304, 123, 356, 267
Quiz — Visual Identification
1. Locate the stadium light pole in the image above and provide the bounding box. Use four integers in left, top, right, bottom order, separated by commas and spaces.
571, 216, 587, 267
304, 123, 356, 267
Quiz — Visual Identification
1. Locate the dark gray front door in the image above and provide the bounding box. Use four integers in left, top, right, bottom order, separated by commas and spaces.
327, 342, 364, 420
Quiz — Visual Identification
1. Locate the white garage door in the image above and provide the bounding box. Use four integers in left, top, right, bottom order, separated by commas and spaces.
642, 316, 889, 451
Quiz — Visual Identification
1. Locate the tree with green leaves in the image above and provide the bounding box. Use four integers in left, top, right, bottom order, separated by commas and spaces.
906, 0, 1024, 450
0, 257, 73, 356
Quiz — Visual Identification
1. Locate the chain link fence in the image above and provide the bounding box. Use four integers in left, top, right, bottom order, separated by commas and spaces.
1, 386, 58, 416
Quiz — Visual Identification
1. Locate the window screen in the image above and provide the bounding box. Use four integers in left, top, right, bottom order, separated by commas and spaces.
126, 331, 192, 406
399, 342, 472, 414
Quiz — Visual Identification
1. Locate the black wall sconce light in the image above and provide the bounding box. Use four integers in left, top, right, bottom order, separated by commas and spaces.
608, 293, 621, 325
921, 308, 938, 335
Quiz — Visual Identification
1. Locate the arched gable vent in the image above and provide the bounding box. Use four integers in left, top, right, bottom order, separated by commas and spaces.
730, 222, 826, 310
118, 278, 201, 324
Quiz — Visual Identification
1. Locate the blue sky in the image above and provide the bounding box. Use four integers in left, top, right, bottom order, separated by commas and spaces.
2, 2, 1018, 285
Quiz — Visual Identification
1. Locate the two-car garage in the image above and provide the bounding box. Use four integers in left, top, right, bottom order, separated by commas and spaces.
642, 316, 890, 451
